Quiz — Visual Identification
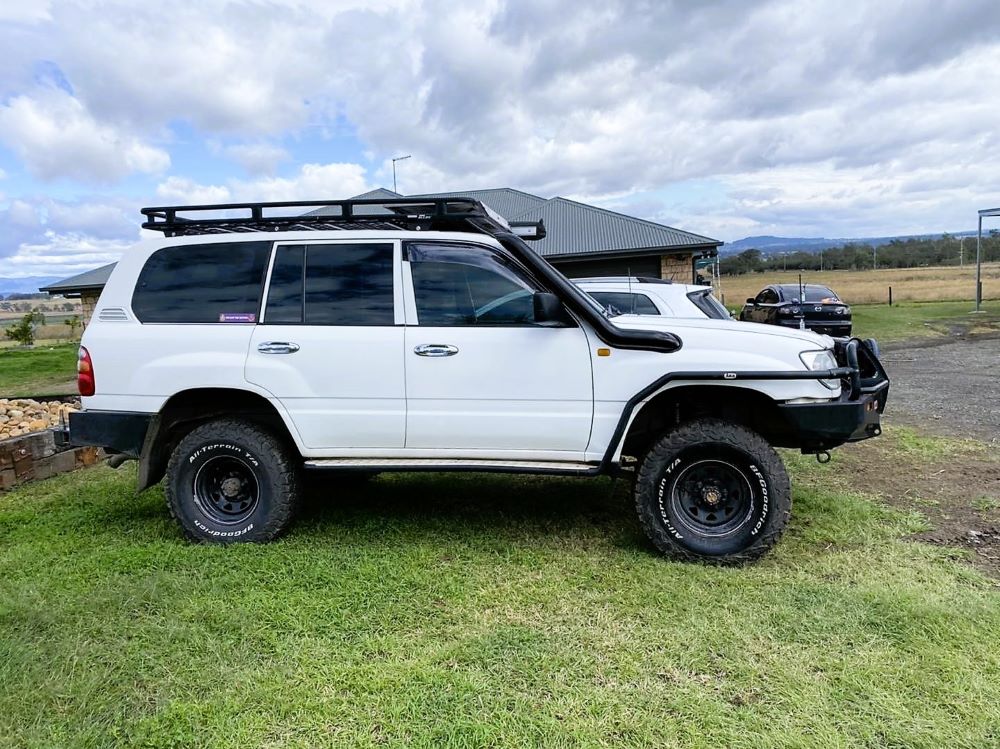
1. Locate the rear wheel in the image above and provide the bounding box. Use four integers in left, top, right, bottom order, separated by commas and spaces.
165, 419, 300, 543
634, 418, 791, 564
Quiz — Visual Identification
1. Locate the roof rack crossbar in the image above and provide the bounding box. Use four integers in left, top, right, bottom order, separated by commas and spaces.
139, 197, 546, 239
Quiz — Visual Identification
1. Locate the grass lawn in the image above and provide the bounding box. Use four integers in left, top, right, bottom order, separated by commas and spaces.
2, 455, 999, 747
851, 299, 1000, 342
0, 343, 78, 396
723, 299, 1000, 343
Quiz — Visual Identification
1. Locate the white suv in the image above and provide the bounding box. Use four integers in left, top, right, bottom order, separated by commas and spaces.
69, 197, 889, 564
575, 276, 730, 319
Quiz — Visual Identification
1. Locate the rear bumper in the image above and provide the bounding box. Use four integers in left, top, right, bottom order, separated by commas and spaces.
69, 410, 153, 457
776, 319, 852, 334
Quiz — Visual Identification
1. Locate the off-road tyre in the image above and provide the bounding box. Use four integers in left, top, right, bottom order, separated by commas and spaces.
634, 418, 791, 565
165, 419, 300, 543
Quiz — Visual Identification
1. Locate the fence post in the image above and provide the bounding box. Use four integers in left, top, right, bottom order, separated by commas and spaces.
888, 286, 893, 306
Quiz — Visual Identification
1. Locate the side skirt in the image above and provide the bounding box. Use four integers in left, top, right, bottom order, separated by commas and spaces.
303, 458, 604, 476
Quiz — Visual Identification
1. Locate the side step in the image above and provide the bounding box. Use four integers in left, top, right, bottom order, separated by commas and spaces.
303, 458, 601, 476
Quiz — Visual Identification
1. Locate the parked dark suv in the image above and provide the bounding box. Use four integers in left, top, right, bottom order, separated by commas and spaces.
739, 284, 852, 336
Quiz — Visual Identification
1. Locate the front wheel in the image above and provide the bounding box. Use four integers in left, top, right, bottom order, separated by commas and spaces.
633, 418, 791, 565
165, 419, 300, 543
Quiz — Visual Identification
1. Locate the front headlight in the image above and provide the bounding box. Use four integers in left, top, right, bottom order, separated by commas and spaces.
799, 349, 839, 390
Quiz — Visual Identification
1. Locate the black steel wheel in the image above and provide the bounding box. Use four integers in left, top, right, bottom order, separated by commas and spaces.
193, 455, 260, 524
634, 418, 791, 564
166, 419, 299, 543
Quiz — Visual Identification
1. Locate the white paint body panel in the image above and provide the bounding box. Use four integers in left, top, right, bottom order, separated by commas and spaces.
403, 325, 593, 452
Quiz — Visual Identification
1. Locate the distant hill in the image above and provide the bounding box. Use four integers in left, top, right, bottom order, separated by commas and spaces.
721, 231, 978, 256
0, 276, 61, 297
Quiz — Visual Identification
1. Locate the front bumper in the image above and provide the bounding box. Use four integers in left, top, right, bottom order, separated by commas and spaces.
777, 337, 889, 452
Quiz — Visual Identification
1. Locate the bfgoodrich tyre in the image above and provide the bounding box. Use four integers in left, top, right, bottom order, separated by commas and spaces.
634, 418, 791, 565
165, 419, 300, 543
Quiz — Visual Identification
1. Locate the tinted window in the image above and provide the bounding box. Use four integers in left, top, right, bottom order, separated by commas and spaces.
588, 291, 660, 316
686, 289, 730, 319
263, 243, 394, 325
408, 243, 541, 326
757, 289, 779, 304
265, 245, 304, 323
778, 285, 840, 302
132, 242, 270, 323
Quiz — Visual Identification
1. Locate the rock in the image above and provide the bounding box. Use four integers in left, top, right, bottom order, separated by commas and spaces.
28, 420, 48, 431
8, 410, 23, 419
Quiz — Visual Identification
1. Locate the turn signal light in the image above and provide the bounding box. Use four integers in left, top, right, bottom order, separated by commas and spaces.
78, 346, 95, 396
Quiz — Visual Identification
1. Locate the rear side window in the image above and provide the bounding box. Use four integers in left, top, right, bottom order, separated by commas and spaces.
263, 243, 394, 325
686, 290, 730, 319
132, 242, 271, 323
588, 291, 660, 316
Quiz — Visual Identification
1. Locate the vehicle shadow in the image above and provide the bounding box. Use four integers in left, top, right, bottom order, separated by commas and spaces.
296, 471, 636, 541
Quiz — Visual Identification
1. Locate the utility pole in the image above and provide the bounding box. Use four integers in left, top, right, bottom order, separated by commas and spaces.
391, 154, 411, 193
959, 235, 965, 267
873, 244, 878, 271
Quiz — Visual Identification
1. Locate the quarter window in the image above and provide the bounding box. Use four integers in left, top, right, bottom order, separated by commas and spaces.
408, 243, 546, 326
132, 242, 271, 323
263, 243, 394, 325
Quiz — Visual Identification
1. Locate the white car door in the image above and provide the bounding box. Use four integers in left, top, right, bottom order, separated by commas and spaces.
245, 240, 405, 450
403, 241, 594, 454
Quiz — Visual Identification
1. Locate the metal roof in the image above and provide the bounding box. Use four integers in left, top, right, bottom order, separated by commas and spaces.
512, 197, 720, 258
39, 263, 116, 295
407, 188, 548, 222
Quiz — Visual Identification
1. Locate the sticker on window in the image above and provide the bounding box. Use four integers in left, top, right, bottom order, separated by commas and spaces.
218, 313, 256, 323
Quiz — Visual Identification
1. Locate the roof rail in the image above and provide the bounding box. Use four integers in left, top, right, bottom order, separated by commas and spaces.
140, 197, 546, 239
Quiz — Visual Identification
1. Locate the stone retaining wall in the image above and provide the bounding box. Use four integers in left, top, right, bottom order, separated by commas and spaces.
0, 429, 102, 492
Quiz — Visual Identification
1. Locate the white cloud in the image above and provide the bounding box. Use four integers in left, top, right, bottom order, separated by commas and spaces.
0, 88, 169, 182
221, 142, 290, 176
155, 162, 370, 205
155, 177, 232, 205
1, 0, 1000, 241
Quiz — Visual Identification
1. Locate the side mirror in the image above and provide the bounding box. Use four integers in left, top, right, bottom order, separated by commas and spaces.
746, 298, 756, 305
533, 291, 564, 323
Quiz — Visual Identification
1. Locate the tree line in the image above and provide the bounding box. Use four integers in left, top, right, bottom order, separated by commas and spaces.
719, 231, 1000, 275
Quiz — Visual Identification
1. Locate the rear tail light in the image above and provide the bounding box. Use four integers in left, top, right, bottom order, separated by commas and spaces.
78, 346, 95, 396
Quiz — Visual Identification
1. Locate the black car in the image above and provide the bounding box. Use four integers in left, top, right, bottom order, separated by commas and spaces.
739, 284, 852, 335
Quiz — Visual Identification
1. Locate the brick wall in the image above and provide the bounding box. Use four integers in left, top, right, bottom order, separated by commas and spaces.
80, 291, 99, 328
660, 254, 694, 282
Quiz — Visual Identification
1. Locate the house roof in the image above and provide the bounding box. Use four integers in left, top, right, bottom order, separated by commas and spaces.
330, 187, 720, 259
39, 263, 116, 295
407, 188, 548, 223
511, 196, 719, 259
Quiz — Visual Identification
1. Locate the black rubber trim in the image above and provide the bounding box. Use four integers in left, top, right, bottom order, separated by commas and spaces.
597, 368, 857, 472
69, 410, 152, 457
494, 232, 683, 353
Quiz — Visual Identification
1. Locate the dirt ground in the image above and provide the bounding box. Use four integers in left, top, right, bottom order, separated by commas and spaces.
880, 333, 1000, 443
822, 332, 1000, 576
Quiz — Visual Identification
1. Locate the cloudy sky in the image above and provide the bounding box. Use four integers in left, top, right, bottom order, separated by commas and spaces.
1, 0, 999, 280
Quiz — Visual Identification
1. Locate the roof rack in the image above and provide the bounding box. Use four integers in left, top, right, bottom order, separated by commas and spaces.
140, 197, 545, 240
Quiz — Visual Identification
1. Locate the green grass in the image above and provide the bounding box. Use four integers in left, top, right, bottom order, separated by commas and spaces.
849, 300, 1000, 342
2, 465, 999, 748
725, 299, 1000, 342
0, 343, 78, 396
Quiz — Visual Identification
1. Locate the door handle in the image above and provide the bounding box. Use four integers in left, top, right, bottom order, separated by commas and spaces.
257, 341, 300, 354
414, 344, 459, 357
